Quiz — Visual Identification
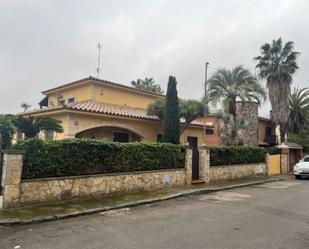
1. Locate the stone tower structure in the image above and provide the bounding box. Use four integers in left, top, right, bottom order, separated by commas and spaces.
236, 101, 259, 146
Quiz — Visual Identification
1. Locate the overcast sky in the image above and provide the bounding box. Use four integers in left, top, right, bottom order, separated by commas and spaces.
0, 0, 308, 117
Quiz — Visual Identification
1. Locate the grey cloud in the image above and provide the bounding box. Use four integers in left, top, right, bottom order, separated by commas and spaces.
0, 0, 308, 117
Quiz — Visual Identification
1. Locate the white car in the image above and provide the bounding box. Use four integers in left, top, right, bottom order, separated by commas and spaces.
294, 156, 309, 179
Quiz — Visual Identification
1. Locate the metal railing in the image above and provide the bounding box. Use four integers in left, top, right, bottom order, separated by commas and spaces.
264, 135, 280, 145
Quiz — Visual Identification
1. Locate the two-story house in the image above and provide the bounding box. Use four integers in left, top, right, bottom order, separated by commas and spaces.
20, 77, 219, 146
19, 76, 277, 147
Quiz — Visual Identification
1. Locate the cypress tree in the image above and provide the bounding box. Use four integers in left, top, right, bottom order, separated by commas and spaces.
163, 76, 180, 144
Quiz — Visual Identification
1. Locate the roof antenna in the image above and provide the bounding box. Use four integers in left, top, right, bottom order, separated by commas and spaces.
96, 43, 102, 78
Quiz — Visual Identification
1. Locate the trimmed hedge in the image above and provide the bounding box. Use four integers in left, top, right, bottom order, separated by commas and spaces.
14, 139, 185, 179
209, 146, 267, 166
265, 146, 281, 155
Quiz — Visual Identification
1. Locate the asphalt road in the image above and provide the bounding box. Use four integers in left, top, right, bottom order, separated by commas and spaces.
1, 178, 309, 249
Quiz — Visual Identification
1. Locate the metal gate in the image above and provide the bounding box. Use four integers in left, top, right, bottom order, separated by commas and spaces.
267, 154, 281, 176
192, 147, 199, 180
187, 136, 199, 180
0, 150, 3, 193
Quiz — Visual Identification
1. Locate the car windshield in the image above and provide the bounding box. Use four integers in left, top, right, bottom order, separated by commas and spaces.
304, 157, 309, 162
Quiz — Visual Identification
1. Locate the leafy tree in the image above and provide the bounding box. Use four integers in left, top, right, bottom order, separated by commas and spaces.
20, 103, 31, 112
208, 65, 266, 117
131, 77, 163, 94
0, 115, 15, 149
255, 38, 300, 142
147, 98, 206, 134
179, 99, 205, 134
163, 76, 180, 144
289, 126, 309, 153
288, 87, 309, 134
12, 116, 63, 138
147, 99, 165, 120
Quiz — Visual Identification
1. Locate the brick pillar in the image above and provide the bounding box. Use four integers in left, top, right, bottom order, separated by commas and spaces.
199, 147, 210, 183
1, 150, 25, 209
185, 148, 192, 185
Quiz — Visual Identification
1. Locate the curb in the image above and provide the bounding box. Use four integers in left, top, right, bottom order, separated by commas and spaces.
0, 177, 288, 226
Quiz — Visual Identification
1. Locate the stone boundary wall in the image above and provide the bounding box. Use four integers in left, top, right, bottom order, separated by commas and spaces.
20, 169, 186, 205
1, 148, 270, 208
210, 163, 266, 182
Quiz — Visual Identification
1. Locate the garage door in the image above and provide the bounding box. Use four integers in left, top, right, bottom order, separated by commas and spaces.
268, 154, 281, 175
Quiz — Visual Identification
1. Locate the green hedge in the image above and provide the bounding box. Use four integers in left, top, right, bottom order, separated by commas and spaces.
14, 139, 185, 179
209, 146, 267, 166
264, 146, 281, 155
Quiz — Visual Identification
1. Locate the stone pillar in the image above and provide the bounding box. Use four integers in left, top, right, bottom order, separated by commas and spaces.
236, 101, 258, 146
185, 148, 192, 185
199, 147, 210, 183
281, 148, 290, 172
1, 150, 25, 209
265, 153, 270, 176
281, 154, 288, 175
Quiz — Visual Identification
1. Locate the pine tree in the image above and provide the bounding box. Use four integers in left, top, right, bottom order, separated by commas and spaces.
163, 76, 180, 144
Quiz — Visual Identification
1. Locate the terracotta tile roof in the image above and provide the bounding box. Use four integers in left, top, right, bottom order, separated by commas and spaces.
19, 100, 214, 127
70, 100, 159, 120
18, 105, 64, 115
42, 77, 164, 97
190, 116, 214, 126
19, 100, 159, 120
278, 142, 303, 149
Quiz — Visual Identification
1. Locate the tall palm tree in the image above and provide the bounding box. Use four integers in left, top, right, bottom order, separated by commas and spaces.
20, 103, 31, 112
255, 38, 300, 142
12, 116, 63, 138
207, 66, 266, 145
208, 65, 266, 144
288, 87, 309, 134
131, 77, 163, 94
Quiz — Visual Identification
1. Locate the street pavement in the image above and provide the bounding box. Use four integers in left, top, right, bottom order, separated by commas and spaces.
1, 178, 309, 249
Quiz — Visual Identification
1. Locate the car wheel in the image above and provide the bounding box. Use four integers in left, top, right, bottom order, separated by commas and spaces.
295, 175, 302, 179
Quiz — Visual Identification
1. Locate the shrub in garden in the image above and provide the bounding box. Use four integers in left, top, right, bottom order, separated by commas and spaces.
209, 146, 267, 166
264, 146, 281, 155
163, 75, 180, 144
14, 139, 185, 179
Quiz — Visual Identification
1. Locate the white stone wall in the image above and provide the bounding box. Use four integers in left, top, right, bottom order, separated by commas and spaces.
20, 169, 186, 204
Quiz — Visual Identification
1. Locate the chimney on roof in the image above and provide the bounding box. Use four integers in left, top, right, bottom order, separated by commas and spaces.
270, 110, 273, 121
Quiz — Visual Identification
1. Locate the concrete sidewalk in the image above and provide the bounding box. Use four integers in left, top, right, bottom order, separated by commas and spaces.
0, 175, 289, 225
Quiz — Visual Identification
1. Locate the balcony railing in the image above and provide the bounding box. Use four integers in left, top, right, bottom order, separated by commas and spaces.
264, 135, 280, 145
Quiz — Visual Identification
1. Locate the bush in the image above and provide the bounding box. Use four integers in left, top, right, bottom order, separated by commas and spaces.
289, 126, 309, 153
14, 139, 185, 179
209, 146, 267, 166
264, 146, 281, 155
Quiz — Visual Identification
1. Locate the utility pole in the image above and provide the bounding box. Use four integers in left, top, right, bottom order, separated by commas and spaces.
96, 43, 102, 78
203, 62, 210, 146
204, 62, 209, 96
